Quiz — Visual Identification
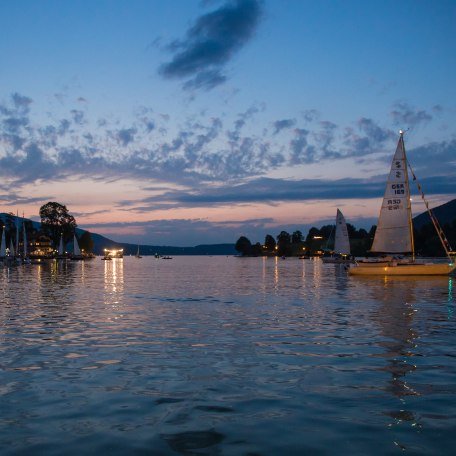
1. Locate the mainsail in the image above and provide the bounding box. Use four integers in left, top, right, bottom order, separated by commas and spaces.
334, 209, 351, 255
0, 228, 6, 257
58, 234, 64, 256
371, 132, 413, 254
23, 222, 28, 256
73, 234, 81, 256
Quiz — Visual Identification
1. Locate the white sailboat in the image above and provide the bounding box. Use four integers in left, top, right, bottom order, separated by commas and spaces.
56, 233, 67, 259
15, 213, 19, 255
0, 228, 6, 259
349, 131, 456, 276
22, 220, 31, 263
322, 209, 354, 264
9, 238, 15, 257
135, 245, 142, 258
71, 234, 84, 260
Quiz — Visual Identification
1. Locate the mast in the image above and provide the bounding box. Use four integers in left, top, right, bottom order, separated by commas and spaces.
23, 212, 28, 257
401, 131, 415, 260
15, 211, 19, 254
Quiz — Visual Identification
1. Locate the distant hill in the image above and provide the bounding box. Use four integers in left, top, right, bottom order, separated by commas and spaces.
413, 199, 456, 229
0, 213, 237, 256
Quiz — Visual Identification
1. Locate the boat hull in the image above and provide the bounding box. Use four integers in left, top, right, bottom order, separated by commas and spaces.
349, 262, 456, 276
322, 257, 354, 264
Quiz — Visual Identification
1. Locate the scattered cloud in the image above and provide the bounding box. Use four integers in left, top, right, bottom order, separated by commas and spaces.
1, 92, 454, 216
391, 101, 433, 127
159, 0, 263, 91
273, 119, 296, 134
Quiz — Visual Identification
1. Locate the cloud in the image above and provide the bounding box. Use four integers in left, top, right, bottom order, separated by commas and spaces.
159, 0, 263, 90
115, 172, 456, 213
273, 119, 296, 134
391, 101, 433, 127
1, 92, 454, 212
405, 139, 456, 177
116, 128, 137, 146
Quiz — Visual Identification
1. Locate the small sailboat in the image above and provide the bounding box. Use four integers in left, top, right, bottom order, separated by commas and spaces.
22, 220, 31, 264
322, 209, 354, 264
71, 234, 84, 260
135, 245, 142, 258
0, 227, 6, 260
349, 131, 456, 276
56, 233, 67, 259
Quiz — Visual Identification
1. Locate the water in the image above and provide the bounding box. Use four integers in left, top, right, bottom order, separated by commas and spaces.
1, 256, 455, 455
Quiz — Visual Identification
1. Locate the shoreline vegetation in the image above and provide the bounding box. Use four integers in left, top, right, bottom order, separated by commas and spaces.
1, 199, 455, 258
235, 200, 456, 258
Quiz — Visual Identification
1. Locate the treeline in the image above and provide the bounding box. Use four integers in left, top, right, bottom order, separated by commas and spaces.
235, 219, 456, 257
1, 202, 94, 253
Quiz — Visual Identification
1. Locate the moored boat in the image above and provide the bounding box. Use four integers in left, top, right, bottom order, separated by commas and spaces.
322, 209, 355, 264
349, 131, 456, 276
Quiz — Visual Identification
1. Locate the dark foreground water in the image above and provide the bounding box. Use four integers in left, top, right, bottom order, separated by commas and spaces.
1, 256, 455, 455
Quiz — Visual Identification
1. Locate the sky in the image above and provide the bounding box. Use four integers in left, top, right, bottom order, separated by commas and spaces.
0, 0, 455, 246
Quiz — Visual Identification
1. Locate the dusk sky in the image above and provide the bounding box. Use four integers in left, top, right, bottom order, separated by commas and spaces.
1, 0, 455, 246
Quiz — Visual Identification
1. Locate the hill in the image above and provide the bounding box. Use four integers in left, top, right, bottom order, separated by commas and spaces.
413, 199, 456, 229
0, 213, 237, 255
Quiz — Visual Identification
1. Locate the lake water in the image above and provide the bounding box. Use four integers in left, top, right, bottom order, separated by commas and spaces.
1, 256, 455, 455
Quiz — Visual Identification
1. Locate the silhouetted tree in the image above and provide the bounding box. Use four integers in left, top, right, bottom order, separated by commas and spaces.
277, 231, 292, 256
39, 202, 77, 247
78, 231, 94, 253
264, 234, 276, 252
235, 236, 252, 256
291, 230, 303, 244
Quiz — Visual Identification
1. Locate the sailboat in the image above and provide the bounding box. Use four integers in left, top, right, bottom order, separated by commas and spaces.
349, 131, 456, 276
135, 245, 142, 258
71, 234, 84, 260
322, 209, 354, 264
0, 227, 6, 260
22, 219, 31, 264
56, 233, 67, 259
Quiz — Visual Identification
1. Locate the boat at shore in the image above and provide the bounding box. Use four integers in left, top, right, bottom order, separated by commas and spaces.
322, 209, 355, 264
349, 131, 456, 276
71, 234, 84, 261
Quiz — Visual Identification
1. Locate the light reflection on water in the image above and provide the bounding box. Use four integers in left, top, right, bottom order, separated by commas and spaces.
0, 256, 455, 455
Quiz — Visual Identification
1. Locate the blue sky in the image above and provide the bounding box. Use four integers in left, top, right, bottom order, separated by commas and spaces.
0, 0, 455, 246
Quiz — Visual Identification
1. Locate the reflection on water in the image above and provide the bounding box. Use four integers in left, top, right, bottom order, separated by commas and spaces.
0, 257, 455, 454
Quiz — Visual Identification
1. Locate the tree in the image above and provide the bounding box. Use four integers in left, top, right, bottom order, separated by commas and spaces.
277, 231, 292, 256
264, 234, 276, 252
39, 202, 77, 247
78, 231, 94, 253
235, 236, 252, 256
291, 230, 303, 244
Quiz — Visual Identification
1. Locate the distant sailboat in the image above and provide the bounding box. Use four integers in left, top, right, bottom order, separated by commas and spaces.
56, 233, 67, 259
349, 131, 456, 276
15, 213, 19, 255
322, 209, 354, 264
135, 245, 142, 258
9, 238, 15, 257
22, 219, 31, 264
71, 234, 84, 260
0, 227, 6, 259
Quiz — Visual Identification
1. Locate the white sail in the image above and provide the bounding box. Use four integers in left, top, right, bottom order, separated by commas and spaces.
15, 214, 19, 254
371, 133, 413, 253
334, 209, 351, 255
23, 222, 28, 256
0, 229, 6, 257
58, 234, 64, 255
10, 238, 15, 256
73, 234, 81, 256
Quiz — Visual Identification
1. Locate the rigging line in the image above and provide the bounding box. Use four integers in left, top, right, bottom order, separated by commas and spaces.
406, 159, 453, 260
